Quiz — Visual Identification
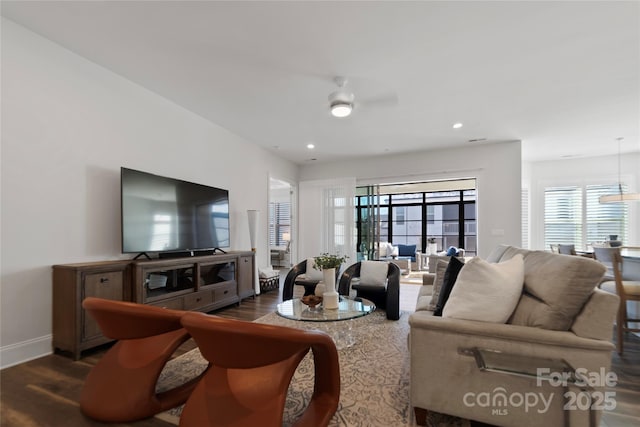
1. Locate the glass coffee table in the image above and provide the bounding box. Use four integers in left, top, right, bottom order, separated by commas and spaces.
276, 296, 376, 349
276, 296, 375, 322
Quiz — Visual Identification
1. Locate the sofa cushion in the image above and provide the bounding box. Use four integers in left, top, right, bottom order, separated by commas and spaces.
442, 255, 525, 323
359, 261, 388, 287
397, 244, 416, 261
485, 244, 511, 263
433, 256, 465, 316
378, 242, 391, 257
501, 249, 607, 330
571, 288, 620, 340
428, 260, 449, 311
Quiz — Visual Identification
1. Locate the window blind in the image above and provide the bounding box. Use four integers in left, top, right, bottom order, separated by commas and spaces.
586, 184, 628, 244
544, 186, 583, 249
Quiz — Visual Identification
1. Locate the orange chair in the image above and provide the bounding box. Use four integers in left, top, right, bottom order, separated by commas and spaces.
179, 312, 340, 427
80, 298, 206, 422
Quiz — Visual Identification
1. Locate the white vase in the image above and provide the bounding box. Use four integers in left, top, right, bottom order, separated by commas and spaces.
429, 243, 437, 255
322, 268, 339, 309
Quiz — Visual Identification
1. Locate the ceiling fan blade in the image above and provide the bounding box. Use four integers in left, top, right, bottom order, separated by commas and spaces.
358, 93, 399, 108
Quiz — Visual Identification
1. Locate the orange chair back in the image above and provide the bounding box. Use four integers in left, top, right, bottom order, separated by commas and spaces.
80, 298, 203, 422
179, 312, 340, 427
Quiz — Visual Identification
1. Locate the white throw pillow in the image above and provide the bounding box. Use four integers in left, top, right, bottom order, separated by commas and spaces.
305, 258, 324, 280
360, 261, 389, 287
442, 254, 524, 323
378, 243, 388, 257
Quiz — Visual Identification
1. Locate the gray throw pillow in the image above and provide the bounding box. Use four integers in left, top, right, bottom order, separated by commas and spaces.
428, 260, 449, 311
506, 250, 606, 330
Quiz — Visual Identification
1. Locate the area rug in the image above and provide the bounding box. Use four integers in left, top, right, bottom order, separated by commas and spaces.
154, 310, 469, 427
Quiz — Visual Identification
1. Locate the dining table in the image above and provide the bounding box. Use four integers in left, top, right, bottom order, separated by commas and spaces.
578, 247, 640, 280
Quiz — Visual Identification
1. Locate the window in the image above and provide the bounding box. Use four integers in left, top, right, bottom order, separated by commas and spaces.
544, 186, 583, 249
522, 188, 529, 249
543, 184, 628, 250
268, 201, 290, 246
356, 184, 477, 256
586, 185, 628, 243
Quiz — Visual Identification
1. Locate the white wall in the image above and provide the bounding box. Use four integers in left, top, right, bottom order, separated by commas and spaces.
300, 141, 522, 258
0, 19, 298, 368
526, 153, 640, 250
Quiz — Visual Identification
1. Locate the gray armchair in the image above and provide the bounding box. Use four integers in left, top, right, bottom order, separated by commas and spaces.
338, 261, 400, 320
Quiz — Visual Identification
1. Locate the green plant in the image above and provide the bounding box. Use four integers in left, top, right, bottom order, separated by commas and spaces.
313, 253, 349, 270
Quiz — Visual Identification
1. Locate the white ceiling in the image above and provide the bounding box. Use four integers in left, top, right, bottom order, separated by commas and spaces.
2, 1, 639, 164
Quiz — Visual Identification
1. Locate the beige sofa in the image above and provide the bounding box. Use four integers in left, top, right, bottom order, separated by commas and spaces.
409, 245, 619, 427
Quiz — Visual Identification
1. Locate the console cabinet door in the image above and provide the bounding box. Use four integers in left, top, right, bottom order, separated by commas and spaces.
52, 261, 130, 360
82, 270, 125, 342
237, 254, 255, 300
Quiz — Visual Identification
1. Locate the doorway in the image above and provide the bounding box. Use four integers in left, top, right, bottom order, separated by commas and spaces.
269, 176, 295, 268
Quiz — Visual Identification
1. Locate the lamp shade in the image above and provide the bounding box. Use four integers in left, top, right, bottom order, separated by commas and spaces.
599, 137, 640, 204
247, 210, 259, 251
282, 232, 290, 242
599, 193, 640, 203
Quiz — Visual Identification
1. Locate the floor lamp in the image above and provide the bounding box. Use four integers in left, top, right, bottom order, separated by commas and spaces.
247, 210, 260, 294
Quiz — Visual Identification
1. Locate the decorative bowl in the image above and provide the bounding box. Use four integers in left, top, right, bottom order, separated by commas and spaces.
301, 295, 323, 309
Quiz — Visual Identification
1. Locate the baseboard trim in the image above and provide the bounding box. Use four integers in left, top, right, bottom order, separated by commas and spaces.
1, 335, 52, 370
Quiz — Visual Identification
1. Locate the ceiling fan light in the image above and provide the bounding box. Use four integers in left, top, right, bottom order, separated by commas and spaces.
330, 102, 352, 118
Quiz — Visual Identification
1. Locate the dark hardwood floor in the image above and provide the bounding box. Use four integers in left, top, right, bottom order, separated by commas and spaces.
0, 291, 280, 427
1, 285, 638, 427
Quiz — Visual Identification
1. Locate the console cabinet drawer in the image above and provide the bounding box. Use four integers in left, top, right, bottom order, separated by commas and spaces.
147, 298, 184, 310
184, 290, 213, 310
214, 282, 236, 302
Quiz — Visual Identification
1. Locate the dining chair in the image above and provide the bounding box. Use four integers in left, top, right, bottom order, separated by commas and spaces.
593, 247, 640, 355
178, 312, 340, 427
557, 244, 577, 255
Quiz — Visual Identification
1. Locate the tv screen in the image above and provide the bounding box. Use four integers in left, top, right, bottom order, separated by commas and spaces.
121, 168, 230, 254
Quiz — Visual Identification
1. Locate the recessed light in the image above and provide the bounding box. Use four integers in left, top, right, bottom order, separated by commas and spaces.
307, 143, 315, 149
452, 123, 463, 129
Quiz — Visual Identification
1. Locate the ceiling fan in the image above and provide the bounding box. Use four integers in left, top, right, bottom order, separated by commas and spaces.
328, 77, 355, 118
327, 76, 398, 118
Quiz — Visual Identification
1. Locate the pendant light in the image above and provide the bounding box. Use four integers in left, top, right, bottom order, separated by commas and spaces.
599, 137, 640, 203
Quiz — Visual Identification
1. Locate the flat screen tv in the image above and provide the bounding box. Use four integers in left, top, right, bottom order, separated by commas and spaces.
121, 167, 230, 255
